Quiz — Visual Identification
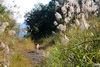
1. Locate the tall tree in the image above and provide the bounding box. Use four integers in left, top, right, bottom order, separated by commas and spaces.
25, 0, 67, 40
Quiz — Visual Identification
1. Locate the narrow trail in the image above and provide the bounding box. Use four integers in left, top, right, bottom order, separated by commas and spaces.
25, 42, 54, 65
26, 50, 44, 64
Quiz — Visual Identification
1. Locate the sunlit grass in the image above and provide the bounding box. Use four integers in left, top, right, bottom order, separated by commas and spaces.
10, 53, 34, 67
0, 34, 35, 67
12, 38, 35, 52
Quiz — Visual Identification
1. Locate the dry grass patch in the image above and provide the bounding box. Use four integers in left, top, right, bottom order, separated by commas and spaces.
10, 53, 34, 67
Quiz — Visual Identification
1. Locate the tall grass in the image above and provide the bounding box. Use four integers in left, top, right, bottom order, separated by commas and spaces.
0, 32, 35, 67
40, 17, 100, 67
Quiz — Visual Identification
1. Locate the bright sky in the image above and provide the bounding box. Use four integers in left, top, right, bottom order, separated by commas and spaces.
4, 0, 51, 23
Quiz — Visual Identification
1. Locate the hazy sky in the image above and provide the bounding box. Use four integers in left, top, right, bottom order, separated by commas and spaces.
4, 0, 51, 23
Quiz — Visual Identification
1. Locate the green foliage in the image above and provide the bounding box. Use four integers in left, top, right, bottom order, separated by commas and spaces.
0, 4, 6, 14
25, 0, 67, 40
25, 3, 57, 40
40, 17, 100, 67
0, 4, 16, 27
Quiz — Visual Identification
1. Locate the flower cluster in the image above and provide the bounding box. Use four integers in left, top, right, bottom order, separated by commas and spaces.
54, 0, 100, 31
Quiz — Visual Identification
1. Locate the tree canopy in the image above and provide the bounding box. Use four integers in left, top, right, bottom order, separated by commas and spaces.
25, 0, 67, 40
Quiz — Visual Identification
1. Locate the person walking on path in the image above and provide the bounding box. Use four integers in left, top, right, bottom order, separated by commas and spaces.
34, 43, 40, 52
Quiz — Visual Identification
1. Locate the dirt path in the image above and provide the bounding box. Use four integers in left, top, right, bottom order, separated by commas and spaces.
25, 50, 45, 65
25, 44, 53, 65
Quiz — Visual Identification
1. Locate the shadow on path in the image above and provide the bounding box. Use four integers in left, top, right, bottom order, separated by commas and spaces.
39, 40, 55, 50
